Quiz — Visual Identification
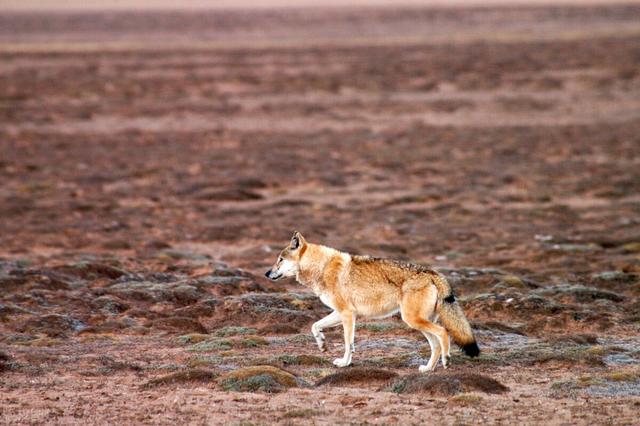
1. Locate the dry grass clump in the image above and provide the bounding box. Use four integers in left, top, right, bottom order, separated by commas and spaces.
449, 393, 484, 405
281, 408, 322, 419
315, 368, 398, 386
271, 354, 331, 367
606, 370, 640, 382
218, 365, 305, 393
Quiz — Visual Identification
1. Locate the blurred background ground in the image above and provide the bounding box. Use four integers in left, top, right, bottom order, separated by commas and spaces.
0, 1, 639, 424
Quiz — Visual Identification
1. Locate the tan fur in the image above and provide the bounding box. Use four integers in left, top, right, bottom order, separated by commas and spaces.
265, 232, 479, 371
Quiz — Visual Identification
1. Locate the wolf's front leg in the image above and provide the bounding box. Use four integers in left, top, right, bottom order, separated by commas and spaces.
334, 311, 355, 368
311, 311, 341, 352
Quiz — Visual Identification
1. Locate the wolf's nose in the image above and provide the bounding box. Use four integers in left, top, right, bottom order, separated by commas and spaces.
264, 270, 271, 278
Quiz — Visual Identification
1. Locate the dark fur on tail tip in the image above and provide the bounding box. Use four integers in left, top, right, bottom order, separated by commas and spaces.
462, 342, 480, 357
443, 294, 456, 303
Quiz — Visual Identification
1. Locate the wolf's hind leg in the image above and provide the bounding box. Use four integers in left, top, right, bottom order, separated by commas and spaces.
311, 311, 341, 352
431, 313, 451, 360
419, 333, 441, 373
400, 287, 451, 370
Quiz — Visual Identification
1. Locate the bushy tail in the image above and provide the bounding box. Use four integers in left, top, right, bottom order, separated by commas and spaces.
431, 273, 480, 357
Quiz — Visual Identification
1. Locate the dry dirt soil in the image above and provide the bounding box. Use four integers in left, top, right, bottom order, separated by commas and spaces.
1, 3, 640, 425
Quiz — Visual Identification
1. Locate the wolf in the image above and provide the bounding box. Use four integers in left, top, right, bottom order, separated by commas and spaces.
265, 231, 479, 372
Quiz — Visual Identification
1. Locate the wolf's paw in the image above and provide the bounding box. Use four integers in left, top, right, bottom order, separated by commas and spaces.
418, 364, 436, 373
315, 336, 327, 352
333, 358, 351, 368
442, 355, 450, 369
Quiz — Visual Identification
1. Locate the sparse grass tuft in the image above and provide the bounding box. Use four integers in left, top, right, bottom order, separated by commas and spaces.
606, 371, 640, 382
187, 356, 222, 368
281, 408, 321, 419
576, 375, 606, 387
286, 334, 315, 344
238, 335, 269, 348
450, 393, 484, 405
188, 336, 268, 352
271, 354, 331, 367
176, 333, 210, 344
497, 343, 606, 367
213, 327, 257, 337
189, 339, 233, 351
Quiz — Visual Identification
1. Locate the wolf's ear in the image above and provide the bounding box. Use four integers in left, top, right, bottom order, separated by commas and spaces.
290, 230, 305, 250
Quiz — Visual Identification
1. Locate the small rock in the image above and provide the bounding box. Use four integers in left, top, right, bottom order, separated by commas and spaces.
549, 243, 601, 253
91, 296, 130, 315
501, 275, 525, 288
0, 351, 14, 372
172, 285, 202, 305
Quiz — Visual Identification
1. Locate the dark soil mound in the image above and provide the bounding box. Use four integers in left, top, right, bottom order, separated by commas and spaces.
142, 369, 218, 389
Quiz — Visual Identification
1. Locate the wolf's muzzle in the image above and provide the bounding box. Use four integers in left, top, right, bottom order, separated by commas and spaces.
265, 270, 282, 280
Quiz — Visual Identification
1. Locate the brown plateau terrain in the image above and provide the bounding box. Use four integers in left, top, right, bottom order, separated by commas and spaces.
0, 3, 639, 425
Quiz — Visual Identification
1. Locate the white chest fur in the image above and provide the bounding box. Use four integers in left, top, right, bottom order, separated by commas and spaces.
319, 293, 336, 310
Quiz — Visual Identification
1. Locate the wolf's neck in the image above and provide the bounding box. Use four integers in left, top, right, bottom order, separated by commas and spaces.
296, 244, 341, 288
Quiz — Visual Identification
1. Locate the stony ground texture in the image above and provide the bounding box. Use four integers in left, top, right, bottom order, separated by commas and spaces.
1, 3, 639, 425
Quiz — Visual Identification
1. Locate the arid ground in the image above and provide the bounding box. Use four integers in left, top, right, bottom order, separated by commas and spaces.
1, 3, 639, 425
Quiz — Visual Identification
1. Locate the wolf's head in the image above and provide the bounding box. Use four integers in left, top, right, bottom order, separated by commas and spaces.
265, 231, 307, 281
